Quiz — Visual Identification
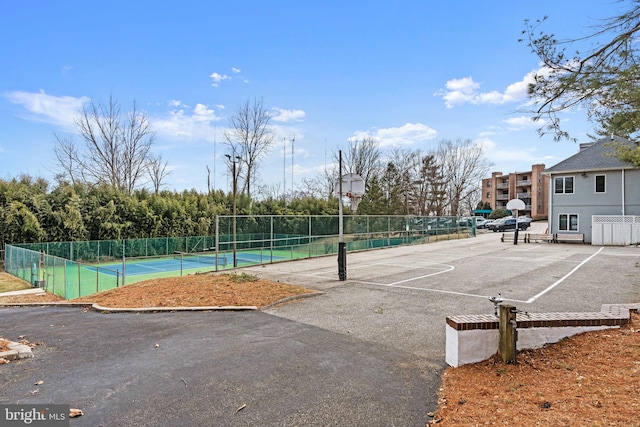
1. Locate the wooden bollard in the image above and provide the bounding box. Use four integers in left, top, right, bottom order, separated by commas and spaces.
498, 304, 517, 363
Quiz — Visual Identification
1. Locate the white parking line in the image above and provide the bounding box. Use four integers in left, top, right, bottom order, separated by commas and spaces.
355, 281, 491, 300
350, 263, 491, 300
525, 247, 604, 303
517, 245, 540, 251
350, 262, 452, 272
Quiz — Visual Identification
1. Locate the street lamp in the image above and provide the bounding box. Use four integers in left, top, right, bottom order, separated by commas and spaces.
225, 154, 241, 268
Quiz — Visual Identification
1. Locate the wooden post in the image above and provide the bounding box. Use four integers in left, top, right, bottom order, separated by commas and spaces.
499, 304, 517, 363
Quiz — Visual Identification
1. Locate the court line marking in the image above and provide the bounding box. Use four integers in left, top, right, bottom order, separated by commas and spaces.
517, 245, 540, 251
353, 282, 493, 301
348, 264, 494, 300
349, 262, 452, 272
252, 248, 607, 303
525, 247, 604, 303
350, 248, 607, 303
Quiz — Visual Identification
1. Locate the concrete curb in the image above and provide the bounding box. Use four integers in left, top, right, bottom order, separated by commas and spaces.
260, 291, 325, 311
91, 304, 257, 313
0, 302, 257, 312
0, 341, 33, 361
0, 291, 323, 313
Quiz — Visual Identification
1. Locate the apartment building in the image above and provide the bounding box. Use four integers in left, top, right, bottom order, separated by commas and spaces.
481, 164, 549, 220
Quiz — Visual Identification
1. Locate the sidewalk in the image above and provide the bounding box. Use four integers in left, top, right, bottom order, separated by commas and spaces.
0, 288, 44, 297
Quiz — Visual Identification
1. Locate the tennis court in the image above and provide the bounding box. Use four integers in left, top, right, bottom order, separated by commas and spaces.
4, 214, 476, 299
94, 251, 289, 277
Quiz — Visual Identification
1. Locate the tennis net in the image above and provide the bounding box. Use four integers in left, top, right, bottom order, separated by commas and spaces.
173, 251, 224, 266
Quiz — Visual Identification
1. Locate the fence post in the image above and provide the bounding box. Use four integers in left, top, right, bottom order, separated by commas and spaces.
499, 304, 518, 364
308, 215, 312, 258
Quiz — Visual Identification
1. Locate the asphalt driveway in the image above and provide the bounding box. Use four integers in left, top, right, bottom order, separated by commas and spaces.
2, 224, 640, 426
0, 307, 441, 427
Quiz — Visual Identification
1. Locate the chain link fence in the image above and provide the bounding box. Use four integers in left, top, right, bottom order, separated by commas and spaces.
4, 214, 474, 299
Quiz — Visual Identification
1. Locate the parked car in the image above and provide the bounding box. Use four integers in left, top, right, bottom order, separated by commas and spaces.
488, 217, 530, 232
473, 217, 489, 229
518, 215, 532, 225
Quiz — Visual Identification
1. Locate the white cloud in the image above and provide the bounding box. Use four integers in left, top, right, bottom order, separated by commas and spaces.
502, 115, 540, 130
271, 107, 306, 122
193, 103, 217, 122
154, 103, 222, 142
350, 123, 438, 147
231, 67, 241, 73
436, 69, 538, 108
5, 90, 88, 130
478, 130, 497, 138
474, 136, 556, 165
210, 72, 231, 87
168, 99, 185, 108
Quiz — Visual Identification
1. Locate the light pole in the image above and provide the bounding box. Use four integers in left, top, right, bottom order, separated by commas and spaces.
225, 154, 241, 268
337, 150, 346, 280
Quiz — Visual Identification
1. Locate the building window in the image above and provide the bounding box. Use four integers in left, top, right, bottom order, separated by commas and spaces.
486, 181, 491, 188
554, 176, 574, 194
595, 175, 606, 193
486, 192, 491, 198
559, 214, 578, 231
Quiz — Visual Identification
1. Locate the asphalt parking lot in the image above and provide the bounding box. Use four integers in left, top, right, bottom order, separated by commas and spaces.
2, 224, 639, 426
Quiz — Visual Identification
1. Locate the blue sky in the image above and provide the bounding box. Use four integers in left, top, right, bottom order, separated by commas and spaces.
0, 1, 614, 195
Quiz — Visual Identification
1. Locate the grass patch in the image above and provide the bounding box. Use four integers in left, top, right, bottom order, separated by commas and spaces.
0, 273, 32, 293
228, 272, 259, 283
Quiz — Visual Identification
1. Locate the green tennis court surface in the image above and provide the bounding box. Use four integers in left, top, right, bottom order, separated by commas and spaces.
94, 252, 288, 277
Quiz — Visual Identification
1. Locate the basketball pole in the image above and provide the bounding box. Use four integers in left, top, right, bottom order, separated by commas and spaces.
338, 150, 346, 280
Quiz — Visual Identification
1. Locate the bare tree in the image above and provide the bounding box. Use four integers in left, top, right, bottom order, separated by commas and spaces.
53, 135, 81, 186
461, 186, 482, 216
297, 177, 328, 198
385, 147, 420, 214
148, 154, 170, 194
436, 139, 490, 216
342, 137, 383, 185
414, 152, 447, 216
223, 98, 274, 198
54, 96, 156, 194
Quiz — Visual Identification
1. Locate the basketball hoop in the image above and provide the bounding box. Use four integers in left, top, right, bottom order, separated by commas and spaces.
347, 193, 362, 213
336, 174, 365, 213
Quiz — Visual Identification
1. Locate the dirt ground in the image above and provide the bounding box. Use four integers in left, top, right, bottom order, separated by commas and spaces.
0, 272, 315, 308
433, 313, 640, 426
1, 274, 640, 425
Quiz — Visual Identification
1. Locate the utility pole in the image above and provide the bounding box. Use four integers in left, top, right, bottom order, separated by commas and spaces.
225, 154, 241, 268
290, 134, 295, 197
338, 150, 346, 281
283, 137, 286, 201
